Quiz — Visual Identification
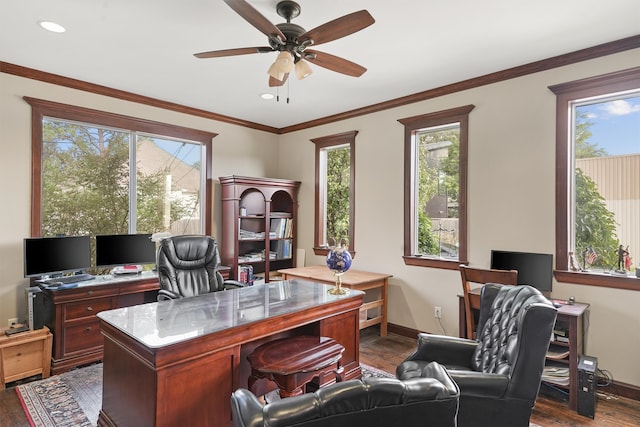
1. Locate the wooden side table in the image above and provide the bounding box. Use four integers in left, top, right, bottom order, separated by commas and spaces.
0, 326, 52, 389
247, 336, 345, 398
278, 266, 391, 336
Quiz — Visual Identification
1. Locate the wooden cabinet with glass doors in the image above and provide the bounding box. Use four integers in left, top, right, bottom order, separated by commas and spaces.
219, 175, 301, 283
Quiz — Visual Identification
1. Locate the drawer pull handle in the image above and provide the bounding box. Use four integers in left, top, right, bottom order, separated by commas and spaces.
86, 307, 93, 312
87, 290, 94, 296
85, 327, 92, 332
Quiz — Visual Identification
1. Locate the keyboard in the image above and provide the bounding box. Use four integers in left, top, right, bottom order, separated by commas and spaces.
40, 273, 94, 285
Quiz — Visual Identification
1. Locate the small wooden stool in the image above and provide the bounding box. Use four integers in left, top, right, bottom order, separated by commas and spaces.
247, 335, 345, 398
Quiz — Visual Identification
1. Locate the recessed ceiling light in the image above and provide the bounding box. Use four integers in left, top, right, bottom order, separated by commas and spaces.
39, 21, 66, 33
260, 93, 275, 100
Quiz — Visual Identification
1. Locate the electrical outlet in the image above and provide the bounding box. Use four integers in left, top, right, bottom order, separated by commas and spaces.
434, 307, 442, 319
8, 318, 18, 327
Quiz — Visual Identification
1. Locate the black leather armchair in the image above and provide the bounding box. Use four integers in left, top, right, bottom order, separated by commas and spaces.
231, 361, 459, 427
156, 235, 244, 301
397, 284, 557, 427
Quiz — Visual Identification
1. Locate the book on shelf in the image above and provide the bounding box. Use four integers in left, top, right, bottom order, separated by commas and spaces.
270, 218, 293, 239
272, 239, 292, 260
270, 211, 291, 218
542, 366, 570, 386
238, 250, 265, 262
283, 218, 292, 238
546, 347, 570, 360
239, 228, 265, 240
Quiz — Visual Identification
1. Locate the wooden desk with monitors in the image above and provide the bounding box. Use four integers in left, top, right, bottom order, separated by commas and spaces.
39, 271, 160, 374
458, 287, 589, 412
97, 280, 364, 427
278, 266, 391, 336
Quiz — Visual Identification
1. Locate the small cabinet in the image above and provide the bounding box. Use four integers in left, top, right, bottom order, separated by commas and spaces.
219, 175, 300, 283
0, 326, 52, 389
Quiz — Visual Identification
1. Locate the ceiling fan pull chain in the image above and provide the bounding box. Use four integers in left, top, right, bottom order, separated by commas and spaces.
287, 77, 290, 104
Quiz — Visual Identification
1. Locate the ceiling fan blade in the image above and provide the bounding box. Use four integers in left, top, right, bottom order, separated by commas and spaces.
194, 46, 273, 59
224, 0, 285, 45
300, 10, 374, 46
269, 73, 289, 87
304, 50, 367, 77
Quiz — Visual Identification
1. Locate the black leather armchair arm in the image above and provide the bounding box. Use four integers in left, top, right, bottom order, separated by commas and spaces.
407, 334, 477, 367
446, 370, 509, 398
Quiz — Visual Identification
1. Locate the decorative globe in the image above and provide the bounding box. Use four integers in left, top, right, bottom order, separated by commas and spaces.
326, 247, 352, 274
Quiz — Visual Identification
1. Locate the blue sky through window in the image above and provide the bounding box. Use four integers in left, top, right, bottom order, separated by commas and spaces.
579, 95, 640, 156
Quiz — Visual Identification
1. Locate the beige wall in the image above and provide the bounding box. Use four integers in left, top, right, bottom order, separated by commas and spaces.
278, 49, 640, 387
1, 47, 639, 387
0, 72, 279, 326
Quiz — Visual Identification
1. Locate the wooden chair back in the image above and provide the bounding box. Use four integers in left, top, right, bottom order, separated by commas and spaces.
459, 265, 518, 339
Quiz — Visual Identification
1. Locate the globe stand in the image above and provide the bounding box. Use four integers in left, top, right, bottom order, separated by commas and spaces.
328, 271, 349, 295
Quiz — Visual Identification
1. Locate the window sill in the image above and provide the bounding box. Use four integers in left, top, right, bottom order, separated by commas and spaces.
403, 255, 462, 270
554, 270, 640, 291
313, 247, 356, 258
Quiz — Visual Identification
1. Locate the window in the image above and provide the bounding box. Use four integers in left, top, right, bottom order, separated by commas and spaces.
399, 105, 474, 269
550, 67, 640, 289
26, 97, 215, 238
311, 131, 356, 255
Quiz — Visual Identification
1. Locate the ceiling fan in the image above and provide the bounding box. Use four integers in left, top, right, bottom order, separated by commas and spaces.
194, 0, 375, 87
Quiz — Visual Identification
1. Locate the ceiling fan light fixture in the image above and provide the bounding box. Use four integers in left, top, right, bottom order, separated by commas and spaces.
275, 50, 294, 72
295, 59, 312, 80
267, 62, 286, 81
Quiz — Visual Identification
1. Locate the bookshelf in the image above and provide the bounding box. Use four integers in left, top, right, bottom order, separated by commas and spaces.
219, 175, 300, 283
542, 301, 589, 412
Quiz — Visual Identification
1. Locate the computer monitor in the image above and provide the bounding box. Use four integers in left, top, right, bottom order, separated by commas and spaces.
24, 235, 91, 278
490, 250, 553, 293
95, 233, 156, 268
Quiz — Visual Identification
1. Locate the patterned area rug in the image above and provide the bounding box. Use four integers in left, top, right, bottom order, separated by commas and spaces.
15, 363, 387, 426
16, 363, 102, 427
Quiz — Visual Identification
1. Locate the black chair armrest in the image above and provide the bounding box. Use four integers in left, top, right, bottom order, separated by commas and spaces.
405, 333, 477, 368
230, 388, 265, 427
448, 370, 510, 398
158, 289, 180, 301
223, 279, 246, 289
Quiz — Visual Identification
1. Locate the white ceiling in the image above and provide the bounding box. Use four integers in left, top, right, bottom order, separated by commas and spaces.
2, 1, 639, 129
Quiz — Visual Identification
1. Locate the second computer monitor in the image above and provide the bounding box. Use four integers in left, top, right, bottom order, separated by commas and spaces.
95, 233, 156, 268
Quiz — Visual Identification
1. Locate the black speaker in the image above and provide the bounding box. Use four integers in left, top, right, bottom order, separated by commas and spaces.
577, 355, 598, 418
26, 286, 47, 330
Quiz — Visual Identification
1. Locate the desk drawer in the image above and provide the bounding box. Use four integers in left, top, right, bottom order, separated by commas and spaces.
65, 297, 115, 321
64, 320, 103, 354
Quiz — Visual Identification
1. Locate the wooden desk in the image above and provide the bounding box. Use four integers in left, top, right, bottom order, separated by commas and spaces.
458, 288, 589, 412
0, 326, 52, 389
97, 280, 363, 427
279, 266, 391, 336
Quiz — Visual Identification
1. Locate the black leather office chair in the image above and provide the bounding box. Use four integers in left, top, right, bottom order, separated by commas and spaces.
231, 361, 459, 427
397, 284, 557, 427
156, 235, 244, 301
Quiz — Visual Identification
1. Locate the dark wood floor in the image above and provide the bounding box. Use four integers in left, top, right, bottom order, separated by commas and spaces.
359, 327, 640, 427
1, 328, 638, 426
